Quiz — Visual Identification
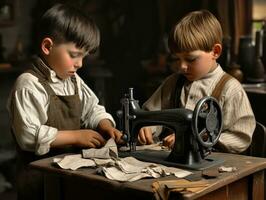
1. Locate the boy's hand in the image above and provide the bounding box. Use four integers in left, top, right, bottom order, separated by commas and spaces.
138, 127, 154, 145
163, 133, 175, 149
104, 127, 123, 144
77, 130, 106, 148
97, 119, 123, 144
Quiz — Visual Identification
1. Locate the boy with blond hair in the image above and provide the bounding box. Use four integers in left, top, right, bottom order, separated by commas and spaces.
138, 10, 255, 154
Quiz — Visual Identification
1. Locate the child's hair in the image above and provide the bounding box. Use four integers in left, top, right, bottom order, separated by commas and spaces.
36, 3, 100, 54
168, 10, 222, 53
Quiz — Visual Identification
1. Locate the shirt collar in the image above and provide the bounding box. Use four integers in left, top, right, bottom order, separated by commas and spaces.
50, 69, 60, 83
202, 64, 223, 80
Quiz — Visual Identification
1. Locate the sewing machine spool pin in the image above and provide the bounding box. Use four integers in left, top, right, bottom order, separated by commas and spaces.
117, 88, 223, 170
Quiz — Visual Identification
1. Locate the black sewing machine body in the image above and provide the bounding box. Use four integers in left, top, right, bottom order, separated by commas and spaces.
117, 88, 223, 170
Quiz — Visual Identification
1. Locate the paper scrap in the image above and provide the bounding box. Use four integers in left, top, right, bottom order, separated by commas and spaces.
218, 166, 237, 172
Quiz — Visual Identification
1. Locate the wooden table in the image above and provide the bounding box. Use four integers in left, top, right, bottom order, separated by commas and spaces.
30, 152, 266, 200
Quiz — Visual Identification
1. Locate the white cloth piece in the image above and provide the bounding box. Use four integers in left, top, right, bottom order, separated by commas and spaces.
115, 156, 156, 173
82, 138, 118, 159
144, 167, 161, 178
53, 138, 192, 182
54, 154, 192, 181
54, 138, 118, 169
100, 166, 152, 182
53, 154, 96, 170
99, 156, 191, 182
93, 158, 115, 166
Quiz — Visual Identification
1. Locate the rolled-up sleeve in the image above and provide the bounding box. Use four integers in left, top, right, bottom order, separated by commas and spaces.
8, 76, 58, 155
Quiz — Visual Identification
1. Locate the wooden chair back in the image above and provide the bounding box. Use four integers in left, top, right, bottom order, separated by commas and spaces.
247, 121, 266, 158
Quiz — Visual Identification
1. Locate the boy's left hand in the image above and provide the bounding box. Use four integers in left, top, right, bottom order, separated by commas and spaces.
163, 133, 175, 149
138, 127, 154, 145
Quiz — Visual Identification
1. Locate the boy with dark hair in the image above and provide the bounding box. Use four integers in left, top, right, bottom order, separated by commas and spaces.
8, 4, 122, 199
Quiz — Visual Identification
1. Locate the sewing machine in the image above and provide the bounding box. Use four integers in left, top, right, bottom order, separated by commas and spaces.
117, 88, 223, 170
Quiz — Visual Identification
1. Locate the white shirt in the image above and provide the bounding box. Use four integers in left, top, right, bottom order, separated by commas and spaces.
7, 64, 115, 155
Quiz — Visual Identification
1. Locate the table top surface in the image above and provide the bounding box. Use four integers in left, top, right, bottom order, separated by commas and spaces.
30, 152, 266, 199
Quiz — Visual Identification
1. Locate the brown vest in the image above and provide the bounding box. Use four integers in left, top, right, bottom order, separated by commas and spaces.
30, 57, 82, 131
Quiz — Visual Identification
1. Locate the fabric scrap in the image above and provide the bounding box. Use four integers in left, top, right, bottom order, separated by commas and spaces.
82, 138, 118, 159
218, 166, 237, 172
53, 154, 95, 170
53, 138, 192, 182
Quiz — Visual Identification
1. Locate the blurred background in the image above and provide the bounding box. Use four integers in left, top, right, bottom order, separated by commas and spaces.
0, 0, 266, 199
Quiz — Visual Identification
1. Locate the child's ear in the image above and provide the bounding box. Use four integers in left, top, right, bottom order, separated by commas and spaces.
212, 44, 222, 59
41, 37, 54, 55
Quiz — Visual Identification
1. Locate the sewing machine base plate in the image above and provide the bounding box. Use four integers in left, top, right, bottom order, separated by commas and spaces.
118, 149, 224, 170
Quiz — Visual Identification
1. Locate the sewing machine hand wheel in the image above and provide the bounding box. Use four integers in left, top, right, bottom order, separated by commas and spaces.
192, 96, 222, 148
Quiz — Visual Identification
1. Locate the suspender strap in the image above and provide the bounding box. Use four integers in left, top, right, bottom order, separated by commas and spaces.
174, 75, 186, 107
174, 73, 232, 107
211, 73, 232, 100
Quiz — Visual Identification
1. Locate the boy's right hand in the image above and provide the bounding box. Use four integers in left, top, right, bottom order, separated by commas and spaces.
138, 127, 154, 145
77, 130, 106, 148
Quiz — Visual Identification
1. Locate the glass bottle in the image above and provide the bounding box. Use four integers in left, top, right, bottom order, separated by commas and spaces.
248, 30, 265, 83
238, 35, 255, 82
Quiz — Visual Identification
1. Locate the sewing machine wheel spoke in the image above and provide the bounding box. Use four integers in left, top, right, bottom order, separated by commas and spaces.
199, 111, 208, 119
209, 131, 216, 142
209, 101, 218, 117
192, 96, 223, 148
